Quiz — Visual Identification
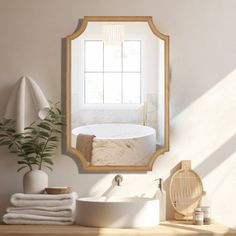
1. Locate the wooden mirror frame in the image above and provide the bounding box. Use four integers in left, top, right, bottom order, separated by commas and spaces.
66, 16, 169, 172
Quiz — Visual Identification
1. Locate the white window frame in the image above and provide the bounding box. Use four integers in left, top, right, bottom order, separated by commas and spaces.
82, 40, 143, 109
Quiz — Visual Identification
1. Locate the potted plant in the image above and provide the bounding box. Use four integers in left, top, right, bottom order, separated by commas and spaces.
0, 104, 63, 193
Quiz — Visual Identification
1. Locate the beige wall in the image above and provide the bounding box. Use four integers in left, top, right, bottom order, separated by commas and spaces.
0, 0, 236, 228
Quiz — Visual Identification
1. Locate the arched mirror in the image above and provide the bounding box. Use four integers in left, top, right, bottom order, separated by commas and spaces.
66, 16, 169, 171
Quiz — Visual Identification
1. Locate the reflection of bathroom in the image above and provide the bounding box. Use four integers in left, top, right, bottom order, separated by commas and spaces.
71, 22, 166, 165
72, 93, 158, 129
71, 23, 163, 129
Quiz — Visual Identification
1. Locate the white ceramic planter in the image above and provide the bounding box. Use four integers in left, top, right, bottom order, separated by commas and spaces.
23, 170, 48, 194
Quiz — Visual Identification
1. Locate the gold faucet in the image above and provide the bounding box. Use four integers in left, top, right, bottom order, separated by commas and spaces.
143, 101, 147, 126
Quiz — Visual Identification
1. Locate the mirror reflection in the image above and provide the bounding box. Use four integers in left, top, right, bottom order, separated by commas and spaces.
67, 17, 169, 170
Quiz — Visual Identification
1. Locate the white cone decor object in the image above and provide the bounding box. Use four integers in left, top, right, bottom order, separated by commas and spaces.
3, 76, 50, 133
23, 170, 48, 194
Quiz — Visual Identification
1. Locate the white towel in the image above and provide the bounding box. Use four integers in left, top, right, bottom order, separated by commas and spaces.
6, 205, 75, 217
10, 192, 78, 207
3, 213, 74, 225
3, 76, 50, 133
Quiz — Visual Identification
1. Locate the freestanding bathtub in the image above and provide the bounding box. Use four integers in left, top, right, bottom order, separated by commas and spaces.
72, 123, 156, 166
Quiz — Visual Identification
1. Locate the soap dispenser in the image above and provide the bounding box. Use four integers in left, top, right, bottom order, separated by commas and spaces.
154, 178, 166, 222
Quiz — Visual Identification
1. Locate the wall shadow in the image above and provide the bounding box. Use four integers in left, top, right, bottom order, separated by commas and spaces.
194, 133, 236, 178
101, 179, 117, 198
74, 19, 83, 33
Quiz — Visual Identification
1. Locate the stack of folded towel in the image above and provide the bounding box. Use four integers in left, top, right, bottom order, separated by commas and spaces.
3, 192, 78, 225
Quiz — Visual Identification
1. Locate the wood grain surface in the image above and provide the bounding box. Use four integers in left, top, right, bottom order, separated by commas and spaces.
0, 221, 235, 236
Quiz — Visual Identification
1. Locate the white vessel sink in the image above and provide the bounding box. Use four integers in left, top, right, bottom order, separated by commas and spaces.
76, 197, 159, 228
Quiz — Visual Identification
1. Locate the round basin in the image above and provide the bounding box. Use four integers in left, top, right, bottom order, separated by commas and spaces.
76, 197, 159, 228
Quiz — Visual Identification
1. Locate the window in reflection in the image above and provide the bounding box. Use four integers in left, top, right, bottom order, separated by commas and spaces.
84, 40, 141, 105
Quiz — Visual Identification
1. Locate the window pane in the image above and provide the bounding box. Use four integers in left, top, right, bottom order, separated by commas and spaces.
104, 73, 121, 103
123, 73, 141, 103
123, 41, 141, 72
104, 44, 122, 71
85, 41, 103, 71
85, 73, 103, 103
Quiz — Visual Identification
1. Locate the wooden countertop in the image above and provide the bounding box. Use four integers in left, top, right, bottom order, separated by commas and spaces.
0, 221, 235, 236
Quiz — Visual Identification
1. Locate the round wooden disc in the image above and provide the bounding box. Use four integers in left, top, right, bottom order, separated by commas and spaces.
169, 166, 203, 216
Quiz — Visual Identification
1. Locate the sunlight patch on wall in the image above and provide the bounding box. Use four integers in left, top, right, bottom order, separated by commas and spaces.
167, 69, 236, 171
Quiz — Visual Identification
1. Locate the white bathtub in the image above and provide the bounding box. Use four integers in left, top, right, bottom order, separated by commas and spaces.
72, 124, 156, 166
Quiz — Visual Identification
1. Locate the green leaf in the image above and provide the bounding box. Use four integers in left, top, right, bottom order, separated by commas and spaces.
23, 157, 37, 162
17, 166, 28, 172
47, 144, 57, 148
44, 118, 53, 123
56, 108, 62, 114
0, 137, 8, 143
48, 136, 58, 142
23, 151, 35, 156
24, 127, 35, 130
55, 122, 64, 126
21, 145, 35, 151
18, 154, 26, 157
41, 153, 52, 157
52, 128, 62, 134
17, 160, 28, 165
38, 131, 50, 138
37, 123, 51, 131
6, 128, 15, 133
21, 144, 35, 148
22, 143, 35, 148
12, 134, 23, 140
42, 158, 53, 165
23, 135, 34, 138
44, 147, 56, 151
30, 161, 39, 165
44, 165, 53, 171
0, 140, 11, 145
22, 149, 35, 154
